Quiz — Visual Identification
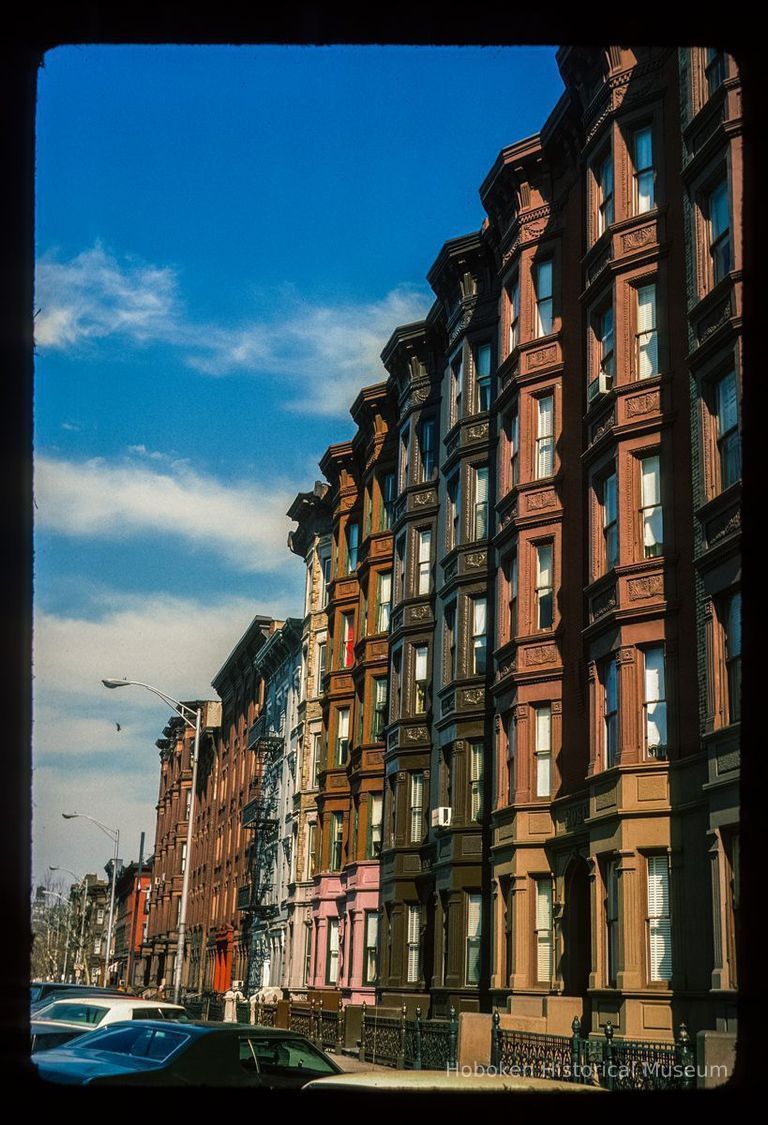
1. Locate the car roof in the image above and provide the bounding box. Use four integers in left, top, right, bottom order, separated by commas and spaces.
302, 1072, 606, 1093
77, 1019, 313, 1038
40, 996, 184, 1009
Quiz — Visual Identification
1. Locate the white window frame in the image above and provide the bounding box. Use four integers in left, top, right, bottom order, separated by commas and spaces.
535, 394, 554, 479
417, 528, 432, 595
632, 125, 655, 215
535, 879, 553, 983
409, 772, 424, 843
534, 704, 552, 798
640, 454, 663, 558
534, 260, 554, 338
647, 855, 672, 982
636, 282, 659, 378
413, 644, 428, 714
466, 893, 482, 986
470, 742, 484, 821
406, 905, 421, 984
643, 645, 668, 759
473, 465, 489, 540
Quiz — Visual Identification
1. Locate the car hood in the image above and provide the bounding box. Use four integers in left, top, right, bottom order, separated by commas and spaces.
33, 1048, 163, 1085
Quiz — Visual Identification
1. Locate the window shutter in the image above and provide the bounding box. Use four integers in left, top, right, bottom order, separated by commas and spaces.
407, 905, 420, 981
647, 856, 672, 981
536, 881, 553, 981
410, 771, 423, 809
637, 284, 658, 377
467, 894, 482, 939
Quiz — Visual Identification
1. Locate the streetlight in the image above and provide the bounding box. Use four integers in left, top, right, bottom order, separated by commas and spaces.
102, 677, 202, 1004
62, 813, 120, 987
50, 866, 89, 983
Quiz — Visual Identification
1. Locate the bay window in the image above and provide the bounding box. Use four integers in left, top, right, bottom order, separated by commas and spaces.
367, 794, 383, 858
372, 677, 388, 741
381, 471, 396, 530
376, 570, 392, 633
346, 521, 359, 572
341, 612, 355, 668
534, 259, 553, 337
535, 543, 554, 630
632, 125, 655, 214
335, 707, 350, 766
417, 527, 432, 595
409, 772, 424, 843
643, 645, 668, 759
647, 856, 672, 982
640, 454, 663, 558
329, 813, 343, 872
475, 343, 492, 412
419, 417, 437, 481
636, 282, 659, 378
471, 596, 487, 676
534, 704, 552, 798
535, 394, 554, 479
413, 644, 428, 713
473, 465, 489, 539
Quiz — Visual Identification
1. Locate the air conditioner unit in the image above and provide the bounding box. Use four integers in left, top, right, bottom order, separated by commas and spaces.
587, 371, 612, 406
431, 807, 452, 829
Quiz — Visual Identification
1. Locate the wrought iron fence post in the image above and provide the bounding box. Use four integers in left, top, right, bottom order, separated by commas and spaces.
398, 1004, 407, 1069
204, 994, 210, 1021
360, 1001, 367, 1062
414, 1006, 423, 1071
287, 998, 293, 1031
449, 1006, 458, 1070
491, 1009, 500, 1070
603, 1022, 615, 1092
571, 1016, 581, 1084
336, 1004, 345, 1053
675, 1023, 695, 1090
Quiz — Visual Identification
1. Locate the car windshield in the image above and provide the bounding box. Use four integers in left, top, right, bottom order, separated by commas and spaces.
75, 1025, 190, 1062
36, 1001, 108, 1026
30, 985, 43, 1003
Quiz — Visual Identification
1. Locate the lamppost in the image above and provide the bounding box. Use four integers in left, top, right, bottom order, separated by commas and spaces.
50, 867, 88, 982
62, 813, 120, 986
102, 678, 202, 1004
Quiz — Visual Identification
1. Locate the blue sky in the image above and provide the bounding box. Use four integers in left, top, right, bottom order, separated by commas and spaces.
33, 44, 564, 890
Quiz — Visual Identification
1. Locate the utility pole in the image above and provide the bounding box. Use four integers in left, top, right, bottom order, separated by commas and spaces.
127, 832, 145, 990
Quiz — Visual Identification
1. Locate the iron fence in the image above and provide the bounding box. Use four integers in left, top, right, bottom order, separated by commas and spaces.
491, 1013, 696, 1091
359, 1004, 458, 1070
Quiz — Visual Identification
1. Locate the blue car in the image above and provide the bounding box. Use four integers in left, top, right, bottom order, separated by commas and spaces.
33, 1021, 344, 1087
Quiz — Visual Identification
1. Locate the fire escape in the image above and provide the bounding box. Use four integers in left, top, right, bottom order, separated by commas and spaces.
240, 711, 283, 991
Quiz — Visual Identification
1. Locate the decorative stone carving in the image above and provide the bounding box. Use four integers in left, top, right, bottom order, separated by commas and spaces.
617, 646, 635, 664
465, 551, 487, 569
515, 704, 528, 720
707, 506, 741, 545
626, 391, 659, 417
409, 605, 430, 622
497, 658, 516, 679
628, 575, 663, 600
467, 423, 489, 441
404, 727, 428, 742
462, 688, 485, 706
590, 410, 615, 445
526, 345, 558, 369
526, 489, 557, 511
621, 224, 655, 252
444, 560, 458, 581
697, 299, 732, 343
413, 489, 435, 507
525, 644, 557, 666
591, 585, 617, 619
551, 701, 562, 714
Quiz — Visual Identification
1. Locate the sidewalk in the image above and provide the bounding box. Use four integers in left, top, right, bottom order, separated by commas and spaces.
331, 1053, 393, 1073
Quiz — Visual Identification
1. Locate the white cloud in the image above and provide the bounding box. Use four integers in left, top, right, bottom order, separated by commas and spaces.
32, 588, 299, 885
35, 452, 300, 573
35, 243, 432, 417
35, 242, 181, 350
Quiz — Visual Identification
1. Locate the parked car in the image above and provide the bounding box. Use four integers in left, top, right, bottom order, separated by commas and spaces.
31, 997, 189, 1053
33, 1021, 345, 1086
303, 1071, 606, 1094
30, 982, 124, 1014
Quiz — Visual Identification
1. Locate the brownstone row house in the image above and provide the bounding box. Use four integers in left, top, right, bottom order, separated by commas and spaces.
112, 859, 152, 989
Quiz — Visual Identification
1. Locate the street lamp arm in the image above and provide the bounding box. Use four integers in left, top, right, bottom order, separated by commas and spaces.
62, 812, 119, 843
101, 679, 199, 729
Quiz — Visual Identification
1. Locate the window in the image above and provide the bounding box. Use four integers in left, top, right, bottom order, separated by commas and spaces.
395, 533, 407, 603
640, 455, 663, 558
451, 351, 464, 425
341, 613, 355, 668
470, 742, 484, 821
180, 842, 187, 874
419, 418, 437, 482
535, 880, 553, 983
466, 894, 482, 985
447, 474, 461, 549
647, 856, 672, 982
643, 645, 668, 759
93, 937, 102, 955
346, 522, 359, 572
413, 645, 428, 713
507, 276, 519, 353
445, 604, 457, 684
534, 705, 552, 798
475, 344, 492, 412
399, 424, 410, 491
632, 126, 655, 214
303, 921, 313, 985
636, 283, 659, 378
96, 908, 105, 925
364, 912, 379, 984
329, 813, 343, 871
535, 543, 554, 630
506, 554, 518, 640
335, 708, 350, 766
381, 472, 396, 530
417, 528, 432, 595
317, 642, 327, 693
473, 466, 489, 540
534, 260, 553, 337
507, 715, 517, 803
535, 395, 554, 479
376, 570, 392, 633
319, 554, 331, 608
507, 407, 519, 489
390, 649, 402, 722
311, 732, 322, 788
406, 905, 421, 983
327, 918, 340, 984
705, 47, 726, 97
715, 371, 741, 490
367, 794, 383, 858
595, 301, 615, 380
721, 590, 741, 724
471, 597, 487, 676
372, 678, 388, 741
596, 149, 614, 234
602, 656, 618, 768
605, 860, 619, 987
600, 470, 618, 572
409, 772, 424, 842
306, 822, 316, 879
